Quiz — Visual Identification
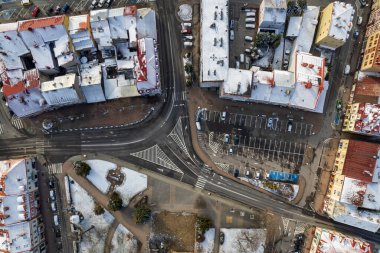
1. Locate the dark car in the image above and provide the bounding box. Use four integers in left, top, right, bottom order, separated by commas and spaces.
31, 6, 40, 17
353, 31, 359, 39
234, 169, 240, 178
62, 3, 70, 13
54, 5, 61, 14
219, 232, 225, 245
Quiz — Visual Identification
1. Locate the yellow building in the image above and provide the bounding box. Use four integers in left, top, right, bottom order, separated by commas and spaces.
361, 31, 380, 71
373, 0, 380, 11
315, 2, 354, 50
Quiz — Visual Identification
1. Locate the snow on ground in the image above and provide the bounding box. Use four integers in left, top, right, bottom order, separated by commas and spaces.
70, 177, 114, 253
219, 228, 266, 253
111, 224, 138, 253
116, 167, 148, 206
85, 160, 117, 193
195, 228, 215, 253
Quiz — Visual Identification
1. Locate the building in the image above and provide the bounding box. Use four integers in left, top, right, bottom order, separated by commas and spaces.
68, 15, 96, 52
0, 158, 46, 253
286, 16, 302, 39
373, 0, 380, 11
18, 16, 78, 73
200, 0, 229, 88
41, 73, 84, 106
361, 31, 380, 72
258, 0, 287, 32
309, 227, 372, 253
79, 61, 105, 103
353, 72, 380, 103
90, 9, 113, 58
324, 139, 380, 232
366, 7, 380, 38
108, 6, 137, 46
343, 103, 380, 136
315, 2, 354, 50
136, 8, 157, 40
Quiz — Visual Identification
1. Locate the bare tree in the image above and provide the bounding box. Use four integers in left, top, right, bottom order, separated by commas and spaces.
233, 230, 263, 253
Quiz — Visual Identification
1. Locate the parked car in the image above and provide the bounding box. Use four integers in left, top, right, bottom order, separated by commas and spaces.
255, 171, 260, 180
62, 3, 70, 13
230, 30, 235, 41
244, 36, 253, 42
181, 28, 192, 34
54, 5, 61, 15
90, 0, 98, 9
31, 6, 40, 17
287, 120, 293, 132
21, 0, 32, 6
221, 111, 226, 121
267, 117, 273, 129
245, 24, 255, 29
344, 64, 350, 75
230, 20, 235, 29
98, 0, 106, 7
357, 16, 363, 25
219, 232, 225, 245
229, 148, 233, 155
353, 31, 359, 39
51, 202, 57, 212
245, 170, 252, 178
234, 169, 240, 178
224, 134, 230, 143
106, 0, 113, 7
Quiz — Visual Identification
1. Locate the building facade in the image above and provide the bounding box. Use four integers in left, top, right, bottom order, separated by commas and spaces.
258, 0, 287, 31
0, 159, 46, 253
343, 103, 380, 136
361, 31, 380, 71
315, 2, 354, 50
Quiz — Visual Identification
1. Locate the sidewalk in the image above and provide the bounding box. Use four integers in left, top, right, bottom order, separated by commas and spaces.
62, 157, 150, 253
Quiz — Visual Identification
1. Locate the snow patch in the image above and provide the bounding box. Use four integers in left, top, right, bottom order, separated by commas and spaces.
111, 224, 138, 253
70, 177, 114, 253
219, 228, 266, 253
195, 228, 215, 253
85, 159, 117, 193
116, 167, 148, 206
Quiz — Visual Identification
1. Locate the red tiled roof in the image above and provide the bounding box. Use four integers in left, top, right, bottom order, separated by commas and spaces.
124, 6, 137, 16
355, 75, 380, 97
2, 69, 40, 97
342, 140, 380, 182
18, 16, 65, 32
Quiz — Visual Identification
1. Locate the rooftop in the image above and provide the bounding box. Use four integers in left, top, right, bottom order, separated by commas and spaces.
351, 103, 380, 136
286, 16, 302, 37
222, 68, 253, 97
91, 19, 112, 48
355, 72, 380, 98
68, 15, 90, 32
108, 13, 136, 40
0, 222, 33, 252
136, 8, 157, 40
200, 0, 229, 83
340, 177, 380, 210
311, 227, 372, 253
342, 140, 379, 182
80, 61, 102, 87
18, 16, 65, 31
328, 2, 355, 42
41, 73, 77, 92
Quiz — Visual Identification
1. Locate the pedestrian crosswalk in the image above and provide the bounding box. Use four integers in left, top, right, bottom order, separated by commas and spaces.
169, 118, 190, 158
131, 145, 183, 174
0, 124, 4, 135
195, 176, 207, 189
11, 116, 24, 129
48, 163, 63, 174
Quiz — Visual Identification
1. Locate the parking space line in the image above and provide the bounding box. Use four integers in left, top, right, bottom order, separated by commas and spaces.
294, 123, 299, 134
254, 117, 258, 128
287, 142, 292, 161
309, 124, 313, 135
299, 123, 304, 135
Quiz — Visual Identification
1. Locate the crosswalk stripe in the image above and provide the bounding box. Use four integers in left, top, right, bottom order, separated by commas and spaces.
47, 163, 63, 174
0, 124, 4, 135
11, 116, 24, 129
195, 176, 207, 189
169, 118, 190, 158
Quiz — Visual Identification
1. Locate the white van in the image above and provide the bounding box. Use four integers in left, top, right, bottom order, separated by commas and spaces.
230, 30, 235, 41
221, 111, 227, 121
51, 202, 56, 212
49, 190, 55, 201
184, 41, 193, 47
53, 215, 59, 226
244, 36, 253, 42
182, 22, 192, 28
240, 54, 245, 63
246, 12, 256, 17
246, 24, 255, 29
196, 121, 201, 131
245, 18, 256, 23
344, 65, 350, 75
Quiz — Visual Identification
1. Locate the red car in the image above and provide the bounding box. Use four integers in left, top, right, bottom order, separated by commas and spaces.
32, 6, 40, 17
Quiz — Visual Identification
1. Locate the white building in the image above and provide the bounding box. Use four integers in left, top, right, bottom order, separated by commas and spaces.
136, 8, 157, 40
90, 9, 113, 57
41, 73, 84, 106
80, 61, 105, 103
200, 0, 229, 88
18, 16, 77, 73
258, 0, 287, 32
0, 158, 45, 253
108, 7, 137, 46
68, 15, 96, 52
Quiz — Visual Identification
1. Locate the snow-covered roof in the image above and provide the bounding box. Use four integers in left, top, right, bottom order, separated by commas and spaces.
116, 42, 136, 70
90, 9, 109, 22
260, 0, 287, 28
286, 16, 302, 37
345, 103, 380, 136
41, 73, 77, 92
135, 38, 160, 93
80, 61, 102, 87
331, 201, 380, 232
263, 0, 287, 9
310, 227, 372, 253
54, 36, 75, 67
340, 177, 380, 210
108, 12, 136, 40
91, 19, 112, 48
68, 15, 95, 51
0, 22, 18, 32
289, 53, 325, 111
328, 2, 355, 42
288, 6, 320, 72
136, 8, 157, 40
0, 222, 33, 252
0, 159, 28, 195
69, 15, 90, 31
200, 0, 229, 83
222, 68, 253, 96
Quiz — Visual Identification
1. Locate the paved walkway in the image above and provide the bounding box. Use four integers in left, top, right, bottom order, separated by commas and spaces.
104, 220, 119, 253
62, 158, 150, 253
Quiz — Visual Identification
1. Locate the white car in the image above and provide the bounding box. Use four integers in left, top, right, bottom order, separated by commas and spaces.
21, 0, 32, 6
98, 0, 106, 7
267, 118, 273, 129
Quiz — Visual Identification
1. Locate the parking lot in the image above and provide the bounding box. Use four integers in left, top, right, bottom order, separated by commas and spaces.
0, 0, 150, 21
228, 2, 259, 69
202, 110, 314, 136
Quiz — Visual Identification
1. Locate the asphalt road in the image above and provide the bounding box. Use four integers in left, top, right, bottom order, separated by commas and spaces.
0, 0, 380, 248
